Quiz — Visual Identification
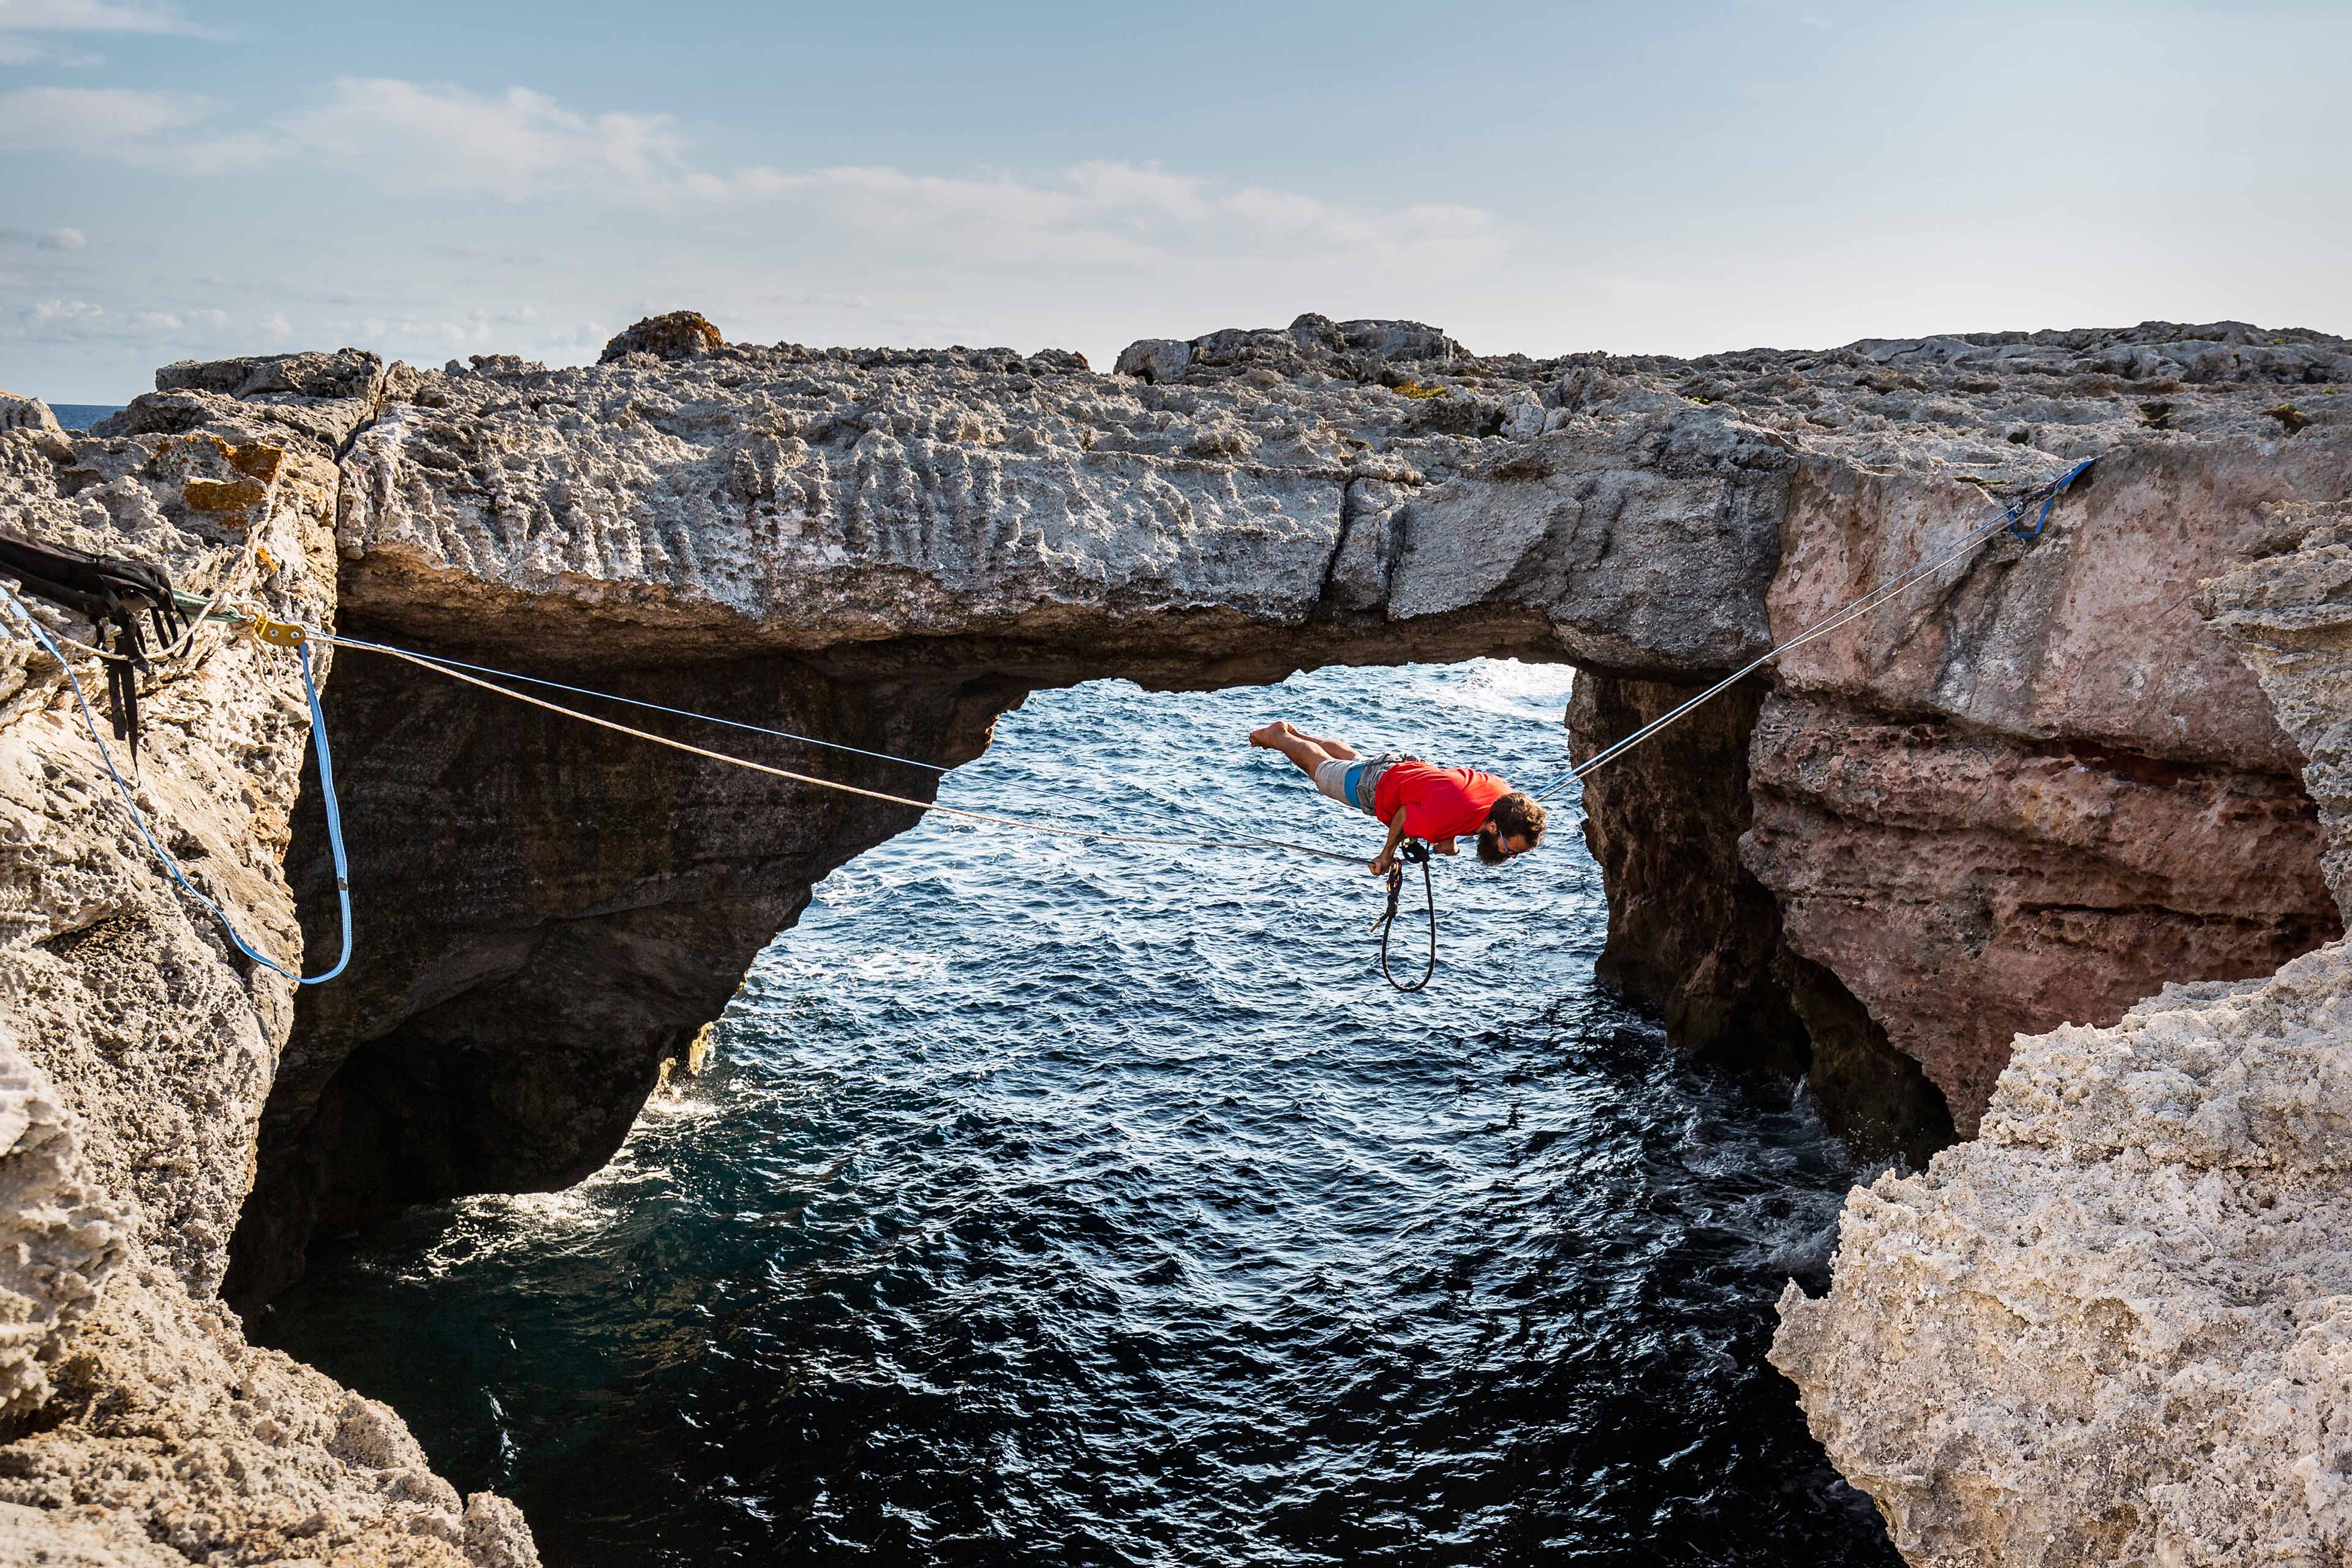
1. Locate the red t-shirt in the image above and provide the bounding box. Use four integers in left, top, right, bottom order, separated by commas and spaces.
1372, 761, 1510, 842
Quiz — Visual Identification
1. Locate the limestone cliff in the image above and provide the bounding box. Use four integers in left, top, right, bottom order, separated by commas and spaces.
232, 317, 1805, 1296
1773, 499, 2352, 1565
250, 316, 2347, 1280
0, 378, 539, 1562
0, 312, 2344, 1562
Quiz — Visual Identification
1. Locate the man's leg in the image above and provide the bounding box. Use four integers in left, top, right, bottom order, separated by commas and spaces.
1249, 720, 1341, 778
1291, 729, 1358, 760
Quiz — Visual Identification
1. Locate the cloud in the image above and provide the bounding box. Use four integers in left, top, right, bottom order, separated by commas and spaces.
0, 1, 210, 36
0, 84, 268, 167
702, 163, 1159, 265
7, 75, 1506, 292
4, 292, 255, 353
37, 226, 83, 250
282, 78, 687, 199
688, 160, 1504, 273
28, 297, 103, 320
0, 0, 198, 57
257, 78, 1504, 276
1063, 159, 1213, 221
0, 34, 79, 63
0, 83, 200, 141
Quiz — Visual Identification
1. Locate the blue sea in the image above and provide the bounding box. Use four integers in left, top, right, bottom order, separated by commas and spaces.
46, 403, 123, 431
253, 660, 1897, 1566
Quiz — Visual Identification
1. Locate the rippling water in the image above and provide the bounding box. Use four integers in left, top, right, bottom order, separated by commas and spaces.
254, 661, 1898, 1566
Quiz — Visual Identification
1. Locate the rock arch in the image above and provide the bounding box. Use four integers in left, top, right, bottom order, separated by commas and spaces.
146, 314, 2340, 1301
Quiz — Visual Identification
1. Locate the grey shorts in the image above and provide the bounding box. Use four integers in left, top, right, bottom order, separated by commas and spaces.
1313, 751, 1408, 816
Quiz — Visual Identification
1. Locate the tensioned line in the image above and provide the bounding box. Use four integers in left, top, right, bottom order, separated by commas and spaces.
1523, 458, 2097, 801
1, 457, 2097, 987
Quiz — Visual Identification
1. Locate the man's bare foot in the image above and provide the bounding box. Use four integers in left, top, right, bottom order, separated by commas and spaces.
1248, 721, 1298, 748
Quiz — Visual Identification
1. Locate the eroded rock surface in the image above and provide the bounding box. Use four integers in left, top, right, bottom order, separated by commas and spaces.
1777, 494, 2352, 1566
1776, 944, 2352, 1567
0, 1028, 123, 1424
0, 398, 537, 1561
4, 313, 2348, 1564
0, 392, 61, 436
1745, 690, 2337, 1130
2204, 497, 2352, 919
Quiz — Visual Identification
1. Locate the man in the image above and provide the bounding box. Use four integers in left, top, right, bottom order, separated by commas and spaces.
1248, 721, 1547, 875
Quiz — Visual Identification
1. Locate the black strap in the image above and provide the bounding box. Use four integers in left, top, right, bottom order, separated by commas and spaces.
1376, 839, 1436, 992
0, 529, 186, 761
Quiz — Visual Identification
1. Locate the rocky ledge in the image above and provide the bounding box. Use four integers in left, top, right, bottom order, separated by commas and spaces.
0, 313, 2344, 1562
0, 388, 535, 1562
1774, 502, 2352, 1565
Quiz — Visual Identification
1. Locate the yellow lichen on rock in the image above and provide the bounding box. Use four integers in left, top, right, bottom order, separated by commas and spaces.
181, 476, 270, 518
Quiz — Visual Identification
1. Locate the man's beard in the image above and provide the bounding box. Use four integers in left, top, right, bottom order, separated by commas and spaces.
1476, 824, 1506, 864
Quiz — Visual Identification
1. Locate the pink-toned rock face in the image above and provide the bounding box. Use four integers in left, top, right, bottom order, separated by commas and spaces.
1768, 444, 2341, 770
1741, 440, 2351, 1128
1744, 695, 2340, 1131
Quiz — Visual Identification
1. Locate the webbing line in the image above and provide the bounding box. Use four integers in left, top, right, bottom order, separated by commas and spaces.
0, 582, 353, 984
321, 630, 1368, 867
330, 643, 952, 774
1528, 458, 2097, 800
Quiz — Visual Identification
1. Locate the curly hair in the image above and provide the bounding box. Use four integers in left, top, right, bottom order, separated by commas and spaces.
1476, 792, 1547, 863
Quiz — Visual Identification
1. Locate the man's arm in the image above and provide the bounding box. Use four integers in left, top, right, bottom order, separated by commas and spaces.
1370, 810, 1411, 876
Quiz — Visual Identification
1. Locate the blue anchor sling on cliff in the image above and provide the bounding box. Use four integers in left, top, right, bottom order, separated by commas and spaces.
0, 579, 353, 986
0, 456, 2097, 993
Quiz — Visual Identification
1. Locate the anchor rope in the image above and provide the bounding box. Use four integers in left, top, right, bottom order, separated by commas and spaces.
318, 630, 1369, 865
0, 580, 353, 984
1526, 458, 2097, 799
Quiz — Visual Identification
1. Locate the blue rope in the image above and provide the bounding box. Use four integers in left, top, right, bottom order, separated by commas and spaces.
1, 584, 352, 985
296, 640, 354, 983
2008, 457, 2098, 538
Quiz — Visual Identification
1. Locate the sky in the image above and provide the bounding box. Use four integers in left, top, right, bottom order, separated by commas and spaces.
1, 0, 2345, 402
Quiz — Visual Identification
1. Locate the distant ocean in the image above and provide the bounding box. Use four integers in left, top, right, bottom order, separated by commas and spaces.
48, 404, 124, 431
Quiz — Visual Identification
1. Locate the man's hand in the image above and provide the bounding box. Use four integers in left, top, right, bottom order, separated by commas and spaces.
1432, 837, 1459, 856
1369, 854, 1395, 877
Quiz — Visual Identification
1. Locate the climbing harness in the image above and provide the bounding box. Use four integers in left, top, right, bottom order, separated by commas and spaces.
0, 454, 2098, 996
1527, 458, 2098, 800
0, 581, 353, 985
1373, 839, 1435, 992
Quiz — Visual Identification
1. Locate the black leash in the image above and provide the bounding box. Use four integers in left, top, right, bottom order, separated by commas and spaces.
0, 530, 186, 762
1374, 839, 1436, 992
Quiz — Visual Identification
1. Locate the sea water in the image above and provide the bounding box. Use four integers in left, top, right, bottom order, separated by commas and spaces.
253, 660, 1898, 1567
